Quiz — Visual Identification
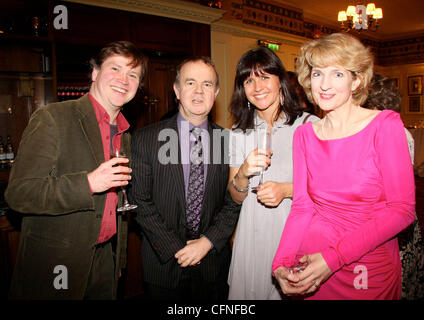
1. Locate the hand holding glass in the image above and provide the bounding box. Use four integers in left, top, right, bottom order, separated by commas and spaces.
111, 149, 137, 212
251, 129, 272, 192
288, 255, 309, 275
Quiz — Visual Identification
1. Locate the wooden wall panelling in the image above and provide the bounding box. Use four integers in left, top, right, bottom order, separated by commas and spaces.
0, 44, 42, 73
190, 23, 211, 57
52, 1, 131, 45
131, 13, 193, 55
146, 58, 179, 122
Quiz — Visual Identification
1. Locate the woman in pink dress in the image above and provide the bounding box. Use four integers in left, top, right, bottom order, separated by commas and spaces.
272, 33, 415, 300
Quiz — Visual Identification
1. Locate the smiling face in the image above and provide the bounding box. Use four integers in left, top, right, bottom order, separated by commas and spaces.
243, 70, 282, 115
90, 54, 141, 118
174, 60, 219, 125
310, 65, 360, 112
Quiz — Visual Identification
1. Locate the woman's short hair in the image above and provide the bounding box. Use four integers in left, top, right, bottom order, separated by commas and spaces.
363, 73, 402, 113
90, 40, 148, 85
230, 47, 303, 131
296, 33, 374, 106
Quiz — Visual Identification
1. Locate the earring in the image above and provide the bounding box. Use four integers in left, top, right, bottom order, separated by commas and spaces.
248, 101, 251, 110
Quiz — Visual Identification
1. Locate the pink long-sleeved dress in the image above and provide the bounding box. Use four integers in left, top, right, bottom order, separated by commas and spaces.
272, 110, 415, 299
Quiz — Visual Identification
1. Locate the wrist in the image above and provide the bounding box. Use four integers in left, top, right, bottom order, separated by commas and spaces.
281, 182, 293, 199
86, 173, 95, 194
237, 164, 248, 179
232, 173, 249, 193
200, 235, 213, 250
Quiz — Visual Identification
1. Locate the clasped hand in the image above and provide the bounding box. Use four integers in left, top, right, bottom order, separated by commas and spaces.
174, 237, 212, 268
274, 253, 332, 296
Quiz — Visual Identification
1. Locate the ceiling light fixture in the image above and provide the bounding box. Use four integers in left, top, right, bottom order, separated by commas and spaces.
338, 2, 383, 32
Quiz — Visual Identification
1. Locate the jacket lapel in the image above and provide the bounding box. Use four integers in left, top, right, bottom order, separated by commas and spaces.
75, 95, 105, 166
204, 121, 218, 200
167, 116, 186, 211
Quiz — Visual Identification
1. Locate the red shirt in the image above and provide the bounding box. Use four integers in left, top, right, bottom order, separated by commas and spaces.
88, 94, 130, 244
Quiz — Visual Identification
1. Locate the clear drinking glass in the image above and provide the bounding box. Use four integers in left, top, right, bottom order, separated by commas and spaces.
251, 128, 272, 192
288, 254, 309, 275
111, 148, 137, 212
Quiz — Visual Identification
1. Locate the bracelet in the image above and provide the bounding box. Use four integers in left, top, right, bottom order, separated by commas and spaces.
232, 174, 249, 193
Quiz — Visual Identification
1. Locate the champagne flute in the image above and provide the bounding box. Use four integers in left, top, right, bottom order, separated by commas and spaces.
111, 148, 137, 212
251, 128, 272, 192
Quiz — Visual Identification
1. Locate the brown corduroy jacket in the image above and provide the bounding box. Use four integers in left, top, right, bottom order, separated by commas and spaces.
5, 95, 129, 299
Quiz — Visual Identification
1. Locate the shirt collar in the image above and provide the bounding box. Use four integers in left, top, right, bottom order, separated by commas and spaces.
88, 93, 130, 133
177, 111, 208, 132
254, 111, 287, 129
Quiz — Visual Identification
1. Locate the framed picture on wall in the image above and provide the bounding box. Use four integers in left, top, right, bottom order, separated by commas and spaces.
408, 96, 422, 113
408, 76, 423, 95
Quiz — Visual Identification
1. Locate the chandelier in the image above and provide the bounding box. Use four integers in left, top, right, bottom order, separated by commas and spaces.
338, 2, 383, 32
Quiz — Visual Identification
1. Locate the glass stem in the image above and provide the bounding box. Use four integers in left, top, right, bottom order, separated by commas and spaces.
121, 187, 129, 206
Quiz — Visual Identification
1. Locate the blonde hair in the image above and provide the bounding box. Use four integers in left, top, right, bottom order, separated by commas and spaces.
296, 33, 374, 106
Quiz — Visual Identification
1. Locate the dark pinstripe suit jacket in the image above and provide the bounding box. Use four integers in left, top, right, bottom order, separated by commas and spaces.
130, 114, 241, 289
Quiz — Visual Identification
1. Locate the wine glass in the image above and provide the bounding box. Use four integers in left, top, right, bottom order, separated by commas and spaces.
111, 148, 137, 212
251, 128, 272, 192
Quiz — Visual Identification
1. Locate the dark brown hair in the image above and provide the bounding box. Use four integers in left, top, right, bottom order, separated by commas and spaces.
230, 47, 303, 131
287, 71, 316, 115
90, 40, 148, 84
363, 73, 402, 113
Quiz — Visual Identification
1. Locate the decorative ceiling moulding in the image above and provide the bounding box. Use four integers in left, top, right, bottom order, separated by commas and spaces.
377, 35, 424, 66
211, 20, 305, 48
66, 0, 225, 25
220, 0, 339, 40
222, 0, 305, 37
302, 21, 338, 39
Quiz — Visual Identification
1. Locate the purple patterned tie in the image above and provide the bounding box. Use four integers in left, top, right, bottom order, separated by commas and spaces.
186, 127, 204, 239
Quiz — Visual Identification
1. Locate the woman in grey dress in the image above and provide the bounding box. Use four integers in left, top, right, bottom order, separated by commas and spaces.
227, 47, 318, 299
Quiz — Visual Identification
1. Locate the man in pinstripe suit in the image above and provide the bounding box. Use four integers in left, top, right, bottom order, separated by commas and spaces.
131, 57, 241, 300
